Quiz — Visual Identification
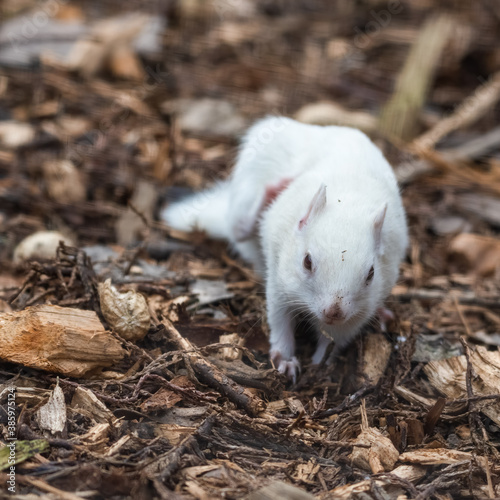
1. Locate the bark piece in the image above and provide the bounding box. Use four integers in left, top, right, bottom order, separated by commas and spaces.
108, 44, 145, 81
0, 305, 125, 377
71, 386, 120, 426
430, 215, 471, 236
424, 397, 447, 435
77, 423, 111, 452
361, 332, 392, 385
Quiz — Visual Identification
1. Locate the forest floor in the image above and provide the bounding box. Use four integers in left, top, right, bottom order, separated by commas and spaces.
1, 1, 500, 498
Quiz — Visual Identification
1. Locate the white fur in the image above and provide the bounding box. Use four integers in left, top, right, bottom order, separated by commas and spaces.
162, 117, 408, 379
161, 182, 231, 240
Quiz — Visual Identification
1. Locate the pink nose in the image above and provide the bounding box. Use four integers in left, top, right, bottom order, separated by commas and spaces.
323, 303, 345, 324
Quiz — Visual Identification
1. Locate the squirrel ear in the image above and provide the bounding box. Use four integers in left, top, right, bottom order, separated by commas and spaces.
299, 183, 327, 230
373, 203, 387, 254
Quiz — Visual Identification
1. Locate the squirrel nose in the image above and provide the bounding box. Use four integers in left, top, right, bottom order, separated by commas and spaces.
323, 303, 345, 324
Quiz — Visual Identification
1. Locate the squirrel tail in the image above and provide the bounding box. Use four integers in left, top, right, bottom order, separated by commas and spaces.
161, 181, 231, 240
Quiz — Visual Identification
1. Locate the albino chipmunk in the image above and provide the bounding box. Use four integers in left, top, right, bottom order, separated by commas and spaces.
162, 117, 408, 380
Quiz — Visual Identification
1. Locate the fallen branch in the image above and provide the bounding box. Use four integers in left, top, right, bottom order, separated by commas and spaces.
395, 126, 500, 184
411, 71, 500, 152
160, 320, 267, 417
142, 414, 217, 482
391, 288, 499, 308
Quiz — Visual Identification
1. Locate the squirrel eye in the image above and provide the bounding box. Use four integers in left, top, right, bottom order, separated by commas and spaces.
366, 265, 375, 285
303, 253, 313, 271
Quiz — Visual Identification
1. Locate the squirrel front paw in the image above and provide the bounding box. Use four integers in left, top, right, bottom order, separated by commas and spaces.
270, 351, 301, 383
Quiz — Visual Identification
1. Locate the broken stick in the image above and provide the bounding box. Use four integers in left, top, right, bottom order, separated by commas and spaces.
411, 71, 500, 152
160, 319, 267, 417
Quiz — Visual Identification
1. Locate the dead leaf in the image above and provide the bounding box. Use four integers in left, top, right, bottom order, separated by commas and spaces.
449, 233, 500, 277
190, 279, 234, 306
140, 387, 183, 412
37, 380, 67, 435
42, 159, 86, 204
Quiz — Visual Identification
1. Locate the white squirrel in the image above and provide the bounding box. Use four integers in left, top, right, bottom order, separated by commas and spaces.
162, 116, 408, 380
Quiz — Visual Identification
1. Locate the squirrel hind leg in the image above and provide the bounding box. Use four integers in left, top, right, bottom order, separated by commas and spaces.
232, 240, 265, 277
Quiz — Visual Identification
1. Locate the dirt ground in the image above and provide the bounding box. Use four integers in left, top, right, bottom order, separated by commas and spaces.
1, 1, 500, 498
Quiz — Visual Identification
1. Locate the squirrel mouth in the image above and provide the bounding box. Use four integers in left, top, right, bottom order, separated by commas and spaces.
323, 316, 346, 326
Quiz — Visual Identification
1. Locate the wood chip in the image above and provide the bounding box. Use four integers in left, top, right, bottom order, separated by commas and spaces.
361, 332, 392, 384
0, 305, 125, 377
399, 448, 482, 465
424, 346, 500, 426
351, 400, 399, 473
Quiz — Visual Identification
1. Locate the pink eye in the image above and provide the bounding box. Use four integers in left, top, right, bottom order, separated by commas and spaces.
366, 265, 375, 285
303, 253, 313, 271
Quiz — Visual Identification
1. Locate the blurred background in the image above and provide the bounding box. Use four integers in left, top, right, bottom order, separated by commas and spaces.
0, 0, 499, 273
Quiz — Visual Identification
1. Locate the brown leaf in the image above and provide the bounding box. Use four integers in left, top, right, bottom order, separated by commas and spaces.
449, 233, 500, 277
140, 387, 183, 411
